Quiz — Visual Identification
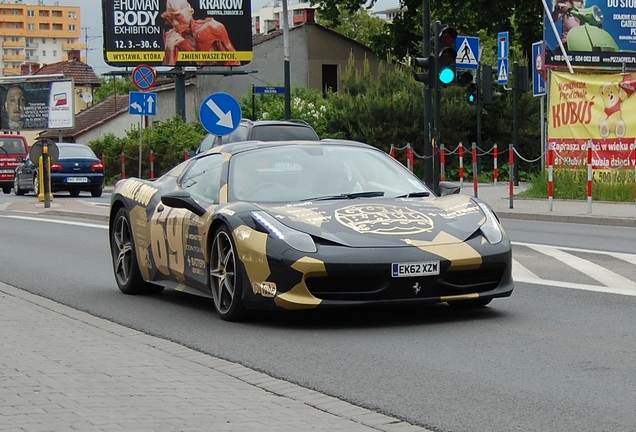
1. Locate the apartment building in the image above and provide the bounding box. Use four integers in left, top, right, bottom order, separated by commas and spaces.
252, 0, 318, 34
0, 0, 85, 76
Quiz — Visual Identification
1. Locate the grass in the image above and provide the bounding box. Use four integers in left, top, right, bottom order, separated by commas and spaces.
518, 169, 636, 202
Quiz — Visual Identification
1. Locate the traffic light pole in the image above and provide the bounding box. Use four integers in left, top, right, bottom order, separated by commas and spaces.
422, 0, 433, 188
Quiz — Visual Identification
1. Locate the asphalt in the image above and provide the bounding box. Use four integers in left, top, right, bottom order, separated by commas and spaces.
1, 183, 634, 432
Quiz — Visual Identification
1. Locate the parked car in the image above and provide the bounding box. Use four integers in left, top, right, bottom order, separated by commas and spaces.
193, 119, 320, 155
14, 142, 104, 197
0, 134, 29, 194
109, 139, 513, 322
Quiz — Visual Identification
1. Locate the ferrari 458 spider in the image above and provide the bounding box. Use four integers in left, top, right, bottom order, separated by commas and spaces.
109, 139, 513, 321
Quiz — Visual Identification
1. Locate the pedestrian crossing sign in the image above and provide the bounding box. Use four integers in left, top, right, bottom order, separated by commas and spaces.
497, 58, 509, 85
456, 36, 479, 70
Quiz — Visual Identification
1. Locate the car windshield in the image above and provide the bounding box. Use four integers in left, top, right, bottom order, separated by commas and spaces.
0, 138, 27, 155
59, 145, 97, 158
229, 144, 432, 202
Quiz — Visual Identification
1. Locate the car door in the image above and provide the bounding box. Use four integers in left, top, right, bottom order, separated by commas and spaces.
16, 156, 36, 191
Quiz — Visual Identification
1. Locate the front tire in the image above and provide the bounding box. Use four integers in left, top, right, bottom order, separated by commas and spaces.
209, 226, 247, 321
111, 207, 163, 295
33, 174, 39, 197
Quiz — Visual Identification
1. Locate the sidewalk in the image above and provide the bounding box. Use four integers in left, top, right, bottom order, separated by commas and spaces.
461, 182, 636, 227
0, 282, 428, 432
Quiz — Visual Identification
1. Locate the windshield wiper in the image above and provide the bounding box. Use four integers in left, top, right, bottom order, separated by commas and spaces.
303, 191, 385, 201
395, 191, 431, 198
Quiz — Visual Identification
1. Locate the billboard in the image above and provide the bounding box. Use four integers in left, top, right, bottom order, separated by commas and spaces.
548, 71, 636, 171
544, 0, 636, 69
0, 80, 75, 131
102, 0, 253, 67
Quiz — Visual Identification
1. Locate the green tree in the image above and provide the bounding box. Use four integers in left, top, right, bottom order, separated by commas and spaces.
93, 76, 136, 103
317, 6, 388, 51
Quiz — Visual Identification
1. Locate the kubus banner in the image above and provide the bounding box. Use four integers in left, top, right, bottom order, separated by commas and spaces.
102, 0, 253, 67
544, 0, 636, 69
548, 71, 636, 181
0, 80, 75, 131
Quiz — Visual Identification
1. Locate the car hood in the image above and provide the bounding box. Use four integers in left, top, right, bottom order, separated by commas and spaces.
255, 194, 487, 247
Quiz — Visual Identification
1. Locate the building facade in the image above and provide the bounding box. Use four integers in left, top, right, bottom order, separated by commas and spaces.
0, 0, 84, 76
252, 0, 318, 34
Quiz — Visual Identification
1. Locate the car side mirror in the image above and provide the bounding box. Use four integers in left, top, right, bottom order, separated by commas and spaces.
161, 190, 207, 217
438, 181, 461, 196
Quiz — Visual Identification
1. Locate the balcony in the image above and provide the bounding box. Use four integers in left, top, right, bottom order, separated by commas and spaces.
3, 53, 26, 61
2, 40, 25, 48
26, 42, 39, 49
62, 42, 85, 51
2, 67, 21, 76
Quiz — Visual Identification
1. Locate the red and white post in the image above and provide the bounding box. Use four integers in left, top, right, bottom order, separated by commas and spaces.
459, 143, 464, 189
548, 142, 554, 212
406, 144, 414, 172
150, 149, 155, 179
587, 140, 593, 214
472, 142, 478, 198
440, 144, 446, 182
493, 143, 498, 186
121, 151, 126, 179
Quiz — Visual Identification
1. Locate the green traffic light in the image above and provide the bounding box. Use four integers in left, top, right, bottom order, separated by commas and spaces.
438, 67, 455, 85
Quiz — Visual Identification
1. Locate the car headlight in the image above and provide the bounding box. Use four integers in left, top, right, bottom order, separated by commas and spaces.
251, 211, 317, 253
477, 202, 503, 244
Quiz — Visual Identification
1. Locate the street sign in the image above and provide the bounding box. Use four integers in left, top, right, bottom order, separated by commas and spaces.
132, 64, 156, 91
456, 36, 479, 70
532, 41, 546, 97
497, 58, 509, 85
129, 91, 157, 116
253, 86, 286, 94
199, 92, 242, 136
497, 32, 509, 60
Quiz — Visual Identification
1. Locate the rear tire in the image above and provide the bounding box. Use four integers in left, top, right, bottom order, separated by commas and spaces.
14, 177, 25, 195
69, 190, 80, 197
111, 207, 163, 295
91, 188, 103, 198
33, 174, 39, 197
3, 186, 11, 194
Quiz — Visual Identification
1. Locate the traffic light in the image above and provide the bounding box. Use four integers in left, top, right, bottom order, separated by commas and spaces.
413, 55, 435, 89
515, 65, 529, 93
482, 64, 502, 104
466, 83, 478, 104
436, 24, 457, 87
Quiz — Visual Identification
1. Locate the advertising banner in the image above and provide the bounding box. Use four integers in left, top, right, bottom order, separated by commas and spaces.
102, 0, 253, 67
0, 80, 75, 131
544, 0, 636, 68
548, 71, 636, 178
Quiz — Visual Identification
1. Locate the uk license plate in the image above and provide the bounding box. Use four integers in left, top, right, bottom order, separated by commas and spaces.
392, 261, 440, 277
67, 177, 88, 183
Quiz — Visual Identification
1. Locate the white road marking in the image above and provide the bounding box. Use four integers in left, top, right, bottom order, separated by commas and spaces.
0, 214, 107, 229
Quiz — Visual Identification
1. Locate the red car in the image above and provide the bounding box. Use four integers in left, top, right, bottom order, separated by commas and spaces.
0, 134, 29, 194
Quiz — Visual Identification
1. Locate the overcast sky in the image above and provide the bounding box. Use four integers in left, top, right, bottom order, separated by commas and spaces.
53, 0, 395, 76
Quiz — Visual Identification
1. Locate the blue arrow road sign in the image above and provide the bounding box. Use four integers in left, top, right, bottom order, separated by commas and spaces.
129, 91, 157, 116
532, 41, 546, 97
456, 36, 479, 70
199, 92, 242, 136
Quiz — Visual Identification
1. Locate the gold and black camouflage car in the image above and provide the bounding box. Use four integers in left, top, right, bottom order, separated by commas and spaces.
109, 139, 513, 321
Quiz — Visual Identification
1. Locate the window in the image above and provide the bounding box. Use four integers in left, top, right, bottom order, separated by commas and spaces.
53, 50, 57, 57
27, 10, 34, 17
180, 154, 224, 203
68, 11, 76, 19
28, 24, 35, 30
42, 50, 46, 56
69, 25, 75, 31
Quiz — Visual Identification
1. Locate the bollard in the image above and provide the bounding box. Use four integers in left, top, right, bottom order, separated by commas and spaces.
150, 149, 155, 180
548, 143, 554, 212
440, 144, 446, 182
406, 144, 414, 172
587, 140, 593, 214
121, 151, 126, 179
459, 143, 464, 189
472, 142, 478, 198
389, 145, 395, 158
493, 143, 498, 186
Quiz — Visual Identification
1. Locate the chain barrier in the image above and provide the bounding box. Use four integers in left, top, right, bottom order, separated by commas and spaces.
102, 150, 191, 180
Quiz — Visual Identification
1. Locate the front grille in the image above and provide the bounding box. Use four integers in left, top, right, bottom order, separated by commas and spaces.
306, 263, 506, 301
